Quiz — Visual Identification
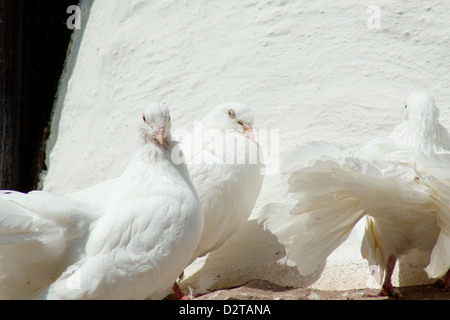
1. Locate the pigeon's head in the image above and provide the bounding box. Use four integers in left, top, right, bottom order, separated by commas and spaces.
140, 102, 171, 147
404, 91, 438, 124
391, 91, 450, 153
206, 102, 256, 142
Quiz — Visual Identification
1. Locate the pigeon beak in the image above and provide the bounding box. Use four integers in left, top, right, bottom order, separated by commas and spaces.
154, 127, 165, 145
242, 124, 256, 142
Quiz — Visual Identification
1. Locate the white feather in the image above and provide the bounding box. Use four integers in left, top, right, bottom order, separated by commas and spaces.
0, 191, 100, 299
183, 102, 264, 261
0, 103, 203, 300
263, 92, 450, 284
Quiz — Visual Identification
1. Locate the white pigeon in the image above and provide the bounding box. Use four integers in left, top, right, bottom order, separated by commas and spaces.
181, 102, 264, 262
0, 190, 102, 299
262, 92, 450, 297
0, 103, 203, 300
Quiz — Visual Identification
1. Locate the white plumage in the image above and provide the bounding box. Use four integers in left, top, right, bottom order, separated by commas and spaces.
0, 191, 101, 299
0, 103, 203, 300
182, 102, 264, 261
262, 92, 450, 296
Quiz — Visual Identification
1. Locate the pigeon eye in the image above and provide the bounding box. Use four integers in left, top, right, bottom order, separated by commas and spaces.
143, 115, 147, 122
405, 105, 407, 109
228, 109, 236, 119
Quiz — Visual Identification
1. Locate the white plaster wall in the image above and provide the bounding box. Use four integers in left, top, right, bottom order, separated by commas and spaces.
43, 0, 450, 291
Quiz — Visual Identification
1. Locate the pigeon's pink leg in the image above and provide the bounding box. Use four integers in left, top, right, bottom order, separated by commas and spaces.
435, 268, 450, 291
172, 282, 190, 300
378, 255, 401, 297
444, 269, 450, 291
364, 255, 402, 298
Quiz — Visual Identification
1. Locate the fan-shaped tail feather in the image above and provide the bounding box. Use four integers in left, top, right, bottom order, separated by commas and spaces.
264, 142, 450, 278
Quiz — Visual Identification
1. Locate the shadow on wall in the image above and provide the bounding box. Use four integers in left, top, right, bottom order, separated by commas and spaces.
45, 0, 95, 170
180, 218, 324, 293
398, 250, 435, 287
